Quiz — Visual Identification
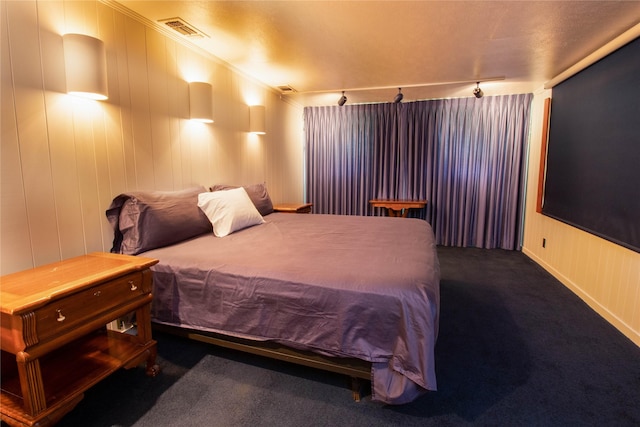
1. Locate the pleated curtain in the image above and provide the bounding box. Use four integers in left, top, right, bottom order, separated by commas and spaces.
304, 93, 533, 250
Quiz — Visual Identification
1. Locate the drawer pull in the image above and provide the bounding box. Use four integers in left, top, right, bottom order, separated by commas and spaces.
56, 309, 66, 322
94, 291, 101, 297
129, 280, 138, 291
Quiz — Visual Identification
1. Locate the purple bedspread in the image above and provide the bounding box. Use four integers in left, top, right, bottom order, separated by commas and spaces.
141, 213, 440, 404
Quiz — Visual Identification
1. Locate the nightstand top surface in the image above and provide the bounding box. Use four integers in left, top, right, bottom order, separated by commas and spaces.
273, 202, 313, 213
0, 252, 158, 315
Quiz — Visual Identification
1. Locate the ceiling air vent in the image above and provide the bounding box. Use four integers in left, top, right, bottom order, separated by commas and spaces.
278, 85, 297, 93
159, 17, 208, 38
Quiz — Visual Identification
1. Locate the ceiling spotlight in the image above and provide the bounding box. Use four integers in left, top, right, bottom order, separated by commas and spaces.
473, 82, 484, 99
338, 91, 347, 106
393, 88, 403, 103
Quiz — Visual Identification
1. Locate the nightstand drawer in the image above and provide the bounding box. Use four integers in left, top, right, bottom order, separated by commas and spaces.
35, 272, 145, 343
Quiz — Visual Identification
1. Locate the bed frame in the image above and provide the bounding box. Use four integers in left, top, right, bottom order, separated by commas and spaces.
152, 322, 372, 401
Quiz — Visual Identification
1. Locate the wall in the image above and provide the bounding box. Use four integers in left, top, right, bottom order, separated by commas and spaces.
522, 90, 640, 347
1, 0, 304, 274
2, 1, 637, 348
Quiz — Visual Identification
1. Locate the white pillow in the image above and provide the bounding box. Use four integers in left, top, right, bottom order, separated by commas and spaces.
197, 188, 265, 237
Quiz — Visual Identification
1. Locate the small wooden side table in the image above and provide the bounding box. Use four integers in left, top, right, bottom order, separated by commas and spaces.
0, 252, 159, 427
369, 200, 427, 218
273, 202, 313, 214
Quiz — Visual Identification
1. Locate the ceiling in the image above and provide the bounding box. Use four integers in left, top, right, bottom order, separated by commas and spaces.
115, 1, 640, 106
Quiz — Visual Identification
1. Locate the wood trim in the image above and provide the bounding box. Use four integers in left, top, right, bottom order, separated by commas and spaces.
544, 22, 640, 89
536, 97, 551, 213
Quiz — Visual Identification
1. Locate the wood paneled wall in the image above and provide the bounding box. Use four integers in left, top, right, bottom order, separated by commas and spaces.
1, 1, 637, 347
522, 90, 640, 347
1, 0, 304, 274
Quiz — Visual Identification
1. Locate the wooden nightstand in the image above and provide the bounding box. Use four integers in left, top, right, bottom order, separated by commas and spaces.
0, 252, 159, 427
273, 202, 313, 214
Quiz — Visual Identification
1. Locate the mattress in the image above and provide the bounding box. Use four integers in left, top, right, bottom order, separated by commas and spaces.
140, 212, 440, 404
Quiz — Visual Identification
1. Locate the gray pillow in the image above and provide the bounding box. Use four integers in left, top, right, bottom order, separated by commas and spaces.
210, 183, 274, 216
106, 186, 212, 255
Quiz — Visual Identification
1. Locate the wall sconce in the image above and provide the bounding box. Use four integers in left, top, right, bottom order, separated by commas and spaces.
249, 105, 266, 134
63, 34, 108, 100
189, 82, 214, 123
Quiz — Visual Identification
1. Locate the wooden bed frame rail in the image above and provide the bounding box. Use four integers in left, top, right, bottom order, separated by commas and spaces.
152, 323, 372, 401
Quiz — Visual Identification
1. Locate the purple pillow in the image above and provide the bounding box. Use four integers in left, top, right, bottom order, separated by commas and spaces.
210, 183, 274, 216
106, 186, 212, 255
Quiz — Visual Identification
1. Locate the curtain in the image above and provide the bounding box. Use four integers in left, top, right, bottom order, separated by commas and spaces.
304, 94, 533, 250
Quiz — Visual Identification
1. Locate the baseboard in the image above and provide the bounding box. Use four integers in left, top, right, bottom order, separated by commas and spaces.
522, 248, 640, 348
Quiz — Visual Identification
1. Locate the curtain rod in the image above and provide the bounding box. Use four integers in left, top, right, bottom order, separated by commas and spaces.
282, 76, 506, 95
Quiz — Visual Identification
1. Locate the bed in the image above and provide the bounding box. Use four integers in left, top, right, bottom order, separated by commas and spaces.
106, 185, 440, 404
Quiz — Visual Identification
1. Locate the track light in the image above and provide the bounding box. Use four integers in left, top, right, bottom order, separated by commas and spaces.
338, 91, 347, 106
473, 82, 484, 99
393, 88, 403, 103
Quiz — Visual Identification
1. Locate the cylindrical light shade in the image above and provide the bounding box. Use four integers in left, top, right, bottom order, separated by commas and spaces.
249, 105, 265, 134
63, 34, 108, 100
189, 82, 213, 123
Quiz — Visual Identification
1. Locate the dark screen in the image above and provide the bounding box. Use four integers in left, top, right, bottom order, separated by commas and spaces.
543, 37, 640, 252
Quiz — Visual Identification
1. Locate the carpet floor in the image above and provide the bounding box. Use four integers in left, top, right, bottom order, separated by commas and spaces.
52, 247, 640, 426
